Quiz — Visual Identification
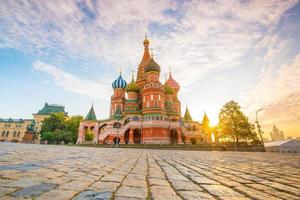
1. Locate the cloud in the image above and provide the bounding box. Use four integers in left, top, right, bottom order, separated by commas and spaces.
32, 61, 111, 99
240, 53, 300, 136
0, 0, 298, 84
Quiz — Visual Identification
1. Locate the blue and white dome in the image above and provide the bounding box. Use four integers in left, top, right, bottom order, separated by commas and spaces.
112, 75, 127, 89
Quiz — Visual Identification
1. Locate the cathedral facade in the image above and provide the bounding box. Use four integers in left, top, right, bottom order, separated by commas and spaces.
77, 37, 209, 144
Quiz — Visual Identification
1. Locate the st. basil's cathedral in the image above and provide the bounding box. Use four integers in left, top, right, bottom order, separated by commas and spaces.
77, 37, 212, 144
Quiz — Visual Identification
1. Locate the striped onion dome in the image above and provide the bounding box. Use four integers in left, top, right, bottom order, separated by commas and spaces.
144, 58, 161, 73
112, 75, 127, 89
126, 78, 140, 93
164, 83, 174, 94
166, 73, 180, 92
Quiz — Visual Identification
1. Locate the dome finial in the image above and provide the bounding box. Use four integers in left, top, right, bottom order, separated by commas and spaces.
131, 70, 135, 81
150, 48, 154, 58
143, 33, 149, 46
169, 67, 172, 77
119, 66, 122, 75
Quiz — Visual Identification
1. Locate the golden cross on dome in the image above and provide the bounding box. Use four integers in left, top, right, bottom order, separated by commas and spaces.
145, 32, 148, 39
131, 70, 135, 80
150, 48, 154, 58
164, 73, 168, 82
119, 67, 122, 75
169, 67, 172, 76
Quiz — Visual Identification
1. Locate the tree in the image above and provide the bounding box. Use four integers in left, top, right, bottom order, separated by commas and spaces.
40, 113, 83, 144
40, 113, 66, 135
219, 100, 258, 149
85, 129, 94, 141
65, 115, 83, 143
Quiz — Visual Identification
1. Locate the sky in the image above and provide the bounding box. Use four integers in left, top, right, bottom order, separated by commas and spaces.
0, 0, 300, 139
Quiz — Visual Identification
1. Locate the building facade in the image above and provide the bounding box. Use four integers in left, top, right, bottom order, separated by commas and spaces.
77, 38, 209, 145
0, 103, 67, 143
0, 118, 33, 143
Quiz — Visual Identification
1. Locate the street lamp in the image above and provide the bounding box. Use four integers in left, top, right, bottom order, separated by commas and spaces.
115, 107, 122, 148
255, 108, 265, 152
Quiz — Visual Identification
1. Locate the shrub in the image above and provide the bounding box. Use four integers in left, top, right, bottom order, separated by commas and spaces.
85, 130, 94, 141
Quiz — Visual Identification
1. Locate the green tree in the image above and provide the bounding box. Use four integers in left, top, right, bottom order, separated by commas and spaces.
219, 100, 258, 149
40, 113, 83, 144
85, 129, 94, 141
41, 113, 66, 135
65, 115, 83, 143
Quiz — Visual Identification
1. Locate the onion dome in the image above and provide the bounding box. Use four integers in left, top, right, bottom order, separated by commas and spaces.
144, 58, 161, 73
126, 77, 140, 93
166, 73, 180, 92
112, 74, 127, 89
164, 83, 174, 95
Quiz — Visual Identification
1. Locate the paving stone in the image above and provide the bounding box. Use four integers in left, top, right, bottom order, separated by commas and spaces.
148, 178, 170, 186
170, 180, 203, 191
37, 189, 78, 200
11, 183, 57, 198
5, 177, 47, 188
116, 186, 147, 199
202, 185, 245, 198
73, 190, 112, 200
179, 190, 215, 200
89, 181, 119, 192
1, 143, 300, 200
0, 187, 18, 197
59, 180, 93, 191
123, 178, 147, 188
150, 185, 179, 199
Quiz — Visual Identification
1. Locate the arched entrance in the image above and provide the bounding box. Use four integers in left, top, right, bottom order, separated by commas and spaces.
124, 129, 130, 144
133, 129, 141, 144
170, 129, 178, 145
113, 137, 120, 144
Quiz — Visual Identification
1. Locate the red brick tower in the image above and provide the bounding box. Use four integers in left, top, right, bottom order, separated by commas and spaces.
110, 74, 127, 118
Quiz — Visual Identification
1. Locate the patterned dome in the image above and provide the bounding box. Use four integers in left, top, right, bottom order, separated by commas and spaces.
112, 75, 127, 89
164, 84, 174, 95
126, 78, 140, 93
166, 73, 180, 92
144, 58, 161, 73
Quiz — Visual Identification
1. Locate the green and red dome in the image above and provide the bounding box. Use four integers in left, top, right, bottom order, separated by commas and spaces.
144, 58, 161, 73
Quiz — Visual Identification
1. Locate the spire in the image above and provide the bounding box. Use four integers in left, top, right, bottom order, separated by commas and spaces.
137, 35, 151, 82
131, 70, 135, 81
202, 112, 210, 125
183, 106, 193, 122
85, 104, 97, 121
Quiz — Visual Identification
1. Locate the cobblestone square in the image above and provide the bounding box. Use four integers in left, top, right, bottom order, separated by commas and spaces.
0, 143, 299, 200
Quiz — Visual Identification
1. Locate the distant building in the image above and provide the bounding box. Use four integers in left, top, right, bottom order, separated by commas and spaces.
0, 103, 67, 143
33, 103, 67, 132
0, 118, 34, 143
265, 139, 300, 153
270, 125, 285, 141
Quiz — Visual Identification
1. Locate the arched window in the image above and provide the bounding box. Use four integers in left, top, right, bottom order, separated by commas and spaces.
6, 131, 9, 137
13, 131, 16, 137
17, 132, 20, 137
2, 131, 5, 137
154, 101, 158, 107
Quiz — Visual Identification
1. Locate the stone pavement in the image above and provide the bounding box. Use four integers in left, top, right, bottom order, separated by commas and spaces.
0, 143, 299, 200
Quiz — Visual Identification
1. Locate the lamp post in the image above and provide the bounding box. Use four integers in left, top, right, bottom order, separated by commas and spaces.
115, 108, 122, 148
255, 108, 265, 152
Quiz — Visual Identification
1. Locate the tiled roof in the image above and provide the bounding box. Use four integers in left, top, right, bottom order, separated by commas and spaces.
36, 103, 67, 115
